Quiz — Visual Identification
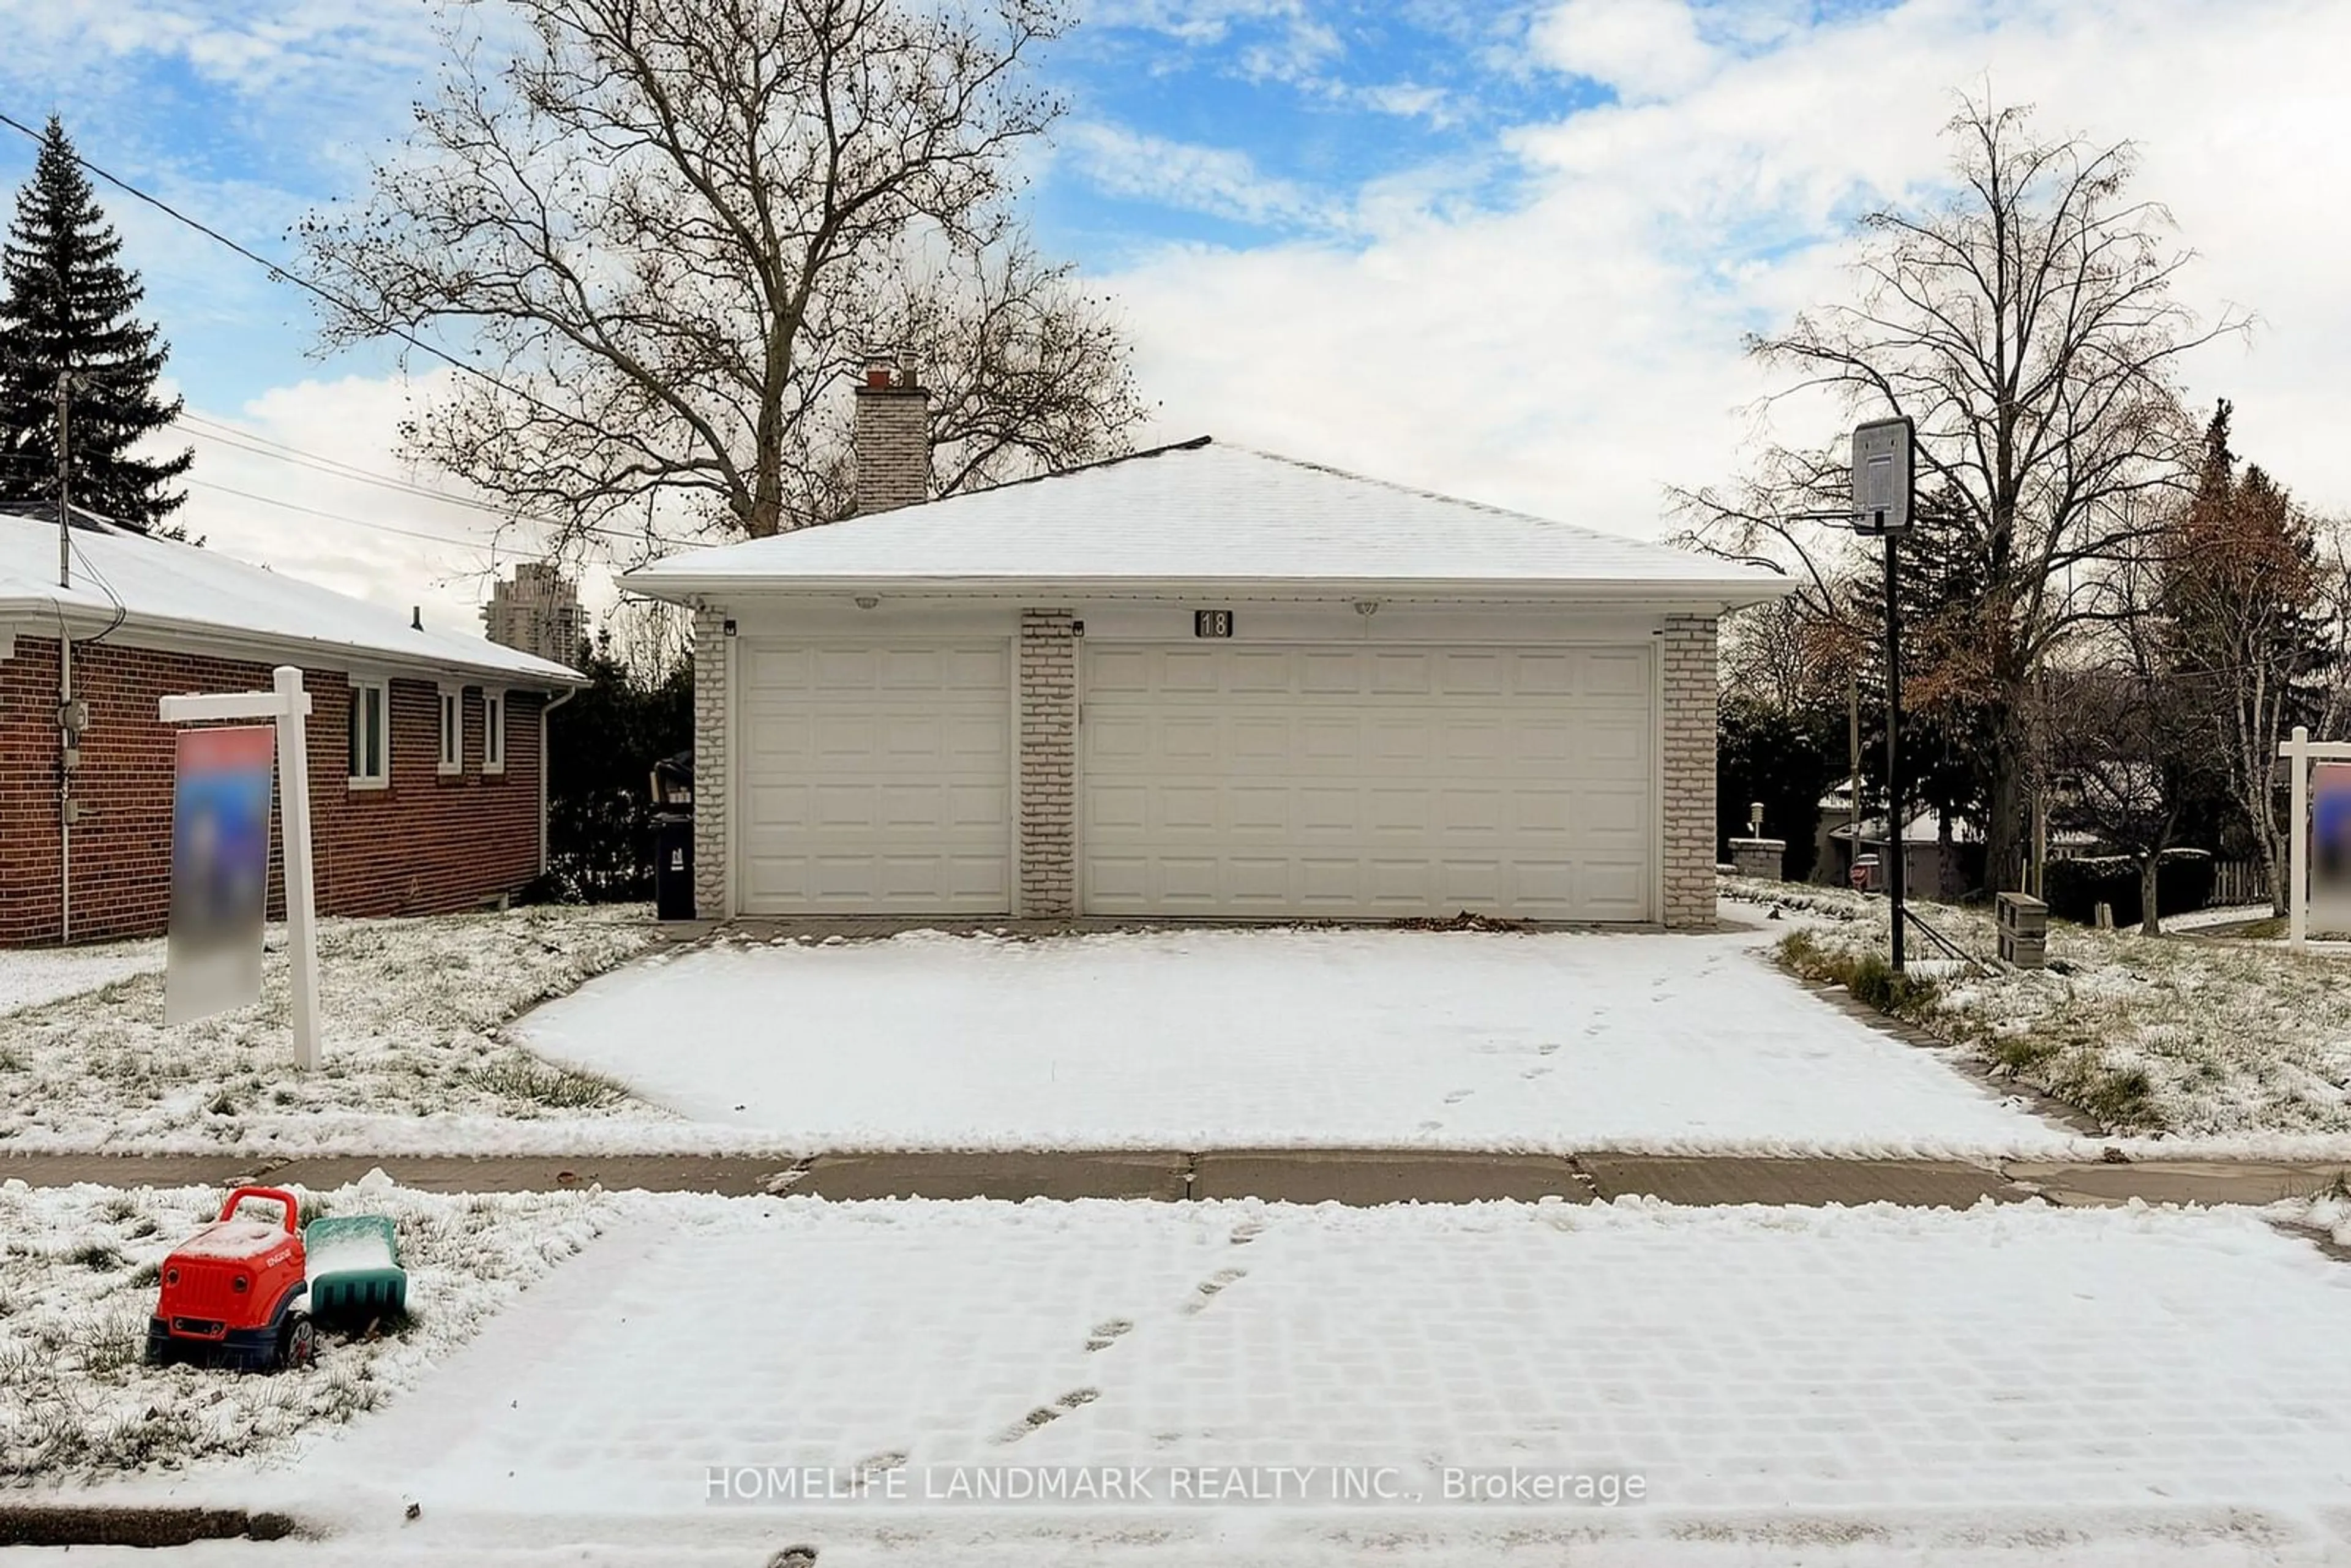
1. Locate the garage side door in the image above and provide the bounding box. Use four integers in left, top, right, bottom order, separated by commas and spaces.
738, 642, 1011, 914
1082, 644, 1653, 920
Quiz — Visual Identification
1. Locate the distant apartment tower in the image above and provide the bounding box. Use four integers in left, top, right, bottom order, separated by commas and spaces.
482, 562, 583, 667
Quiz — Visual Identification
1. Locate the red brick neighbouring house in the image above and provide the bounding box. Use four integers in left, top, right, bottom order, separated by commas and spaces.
1, 509, 583, 946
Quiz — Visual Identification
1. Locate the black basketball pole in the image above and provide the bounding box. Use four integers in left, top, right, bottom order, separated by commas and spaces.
1884, 530, 1905, 972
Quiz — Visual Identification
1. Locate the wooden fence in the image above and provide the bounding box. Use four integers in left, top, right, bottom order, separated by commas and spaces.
2210, 859, 2271, 908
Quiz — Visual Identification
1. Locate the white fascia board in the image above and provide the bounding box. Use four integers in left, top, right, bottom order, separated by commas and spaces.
619, 574, 1794, 615
0, 598, 587, 691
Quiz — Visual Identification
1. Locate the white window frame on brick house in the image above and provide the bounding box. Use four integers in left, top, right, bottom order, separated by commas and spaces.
436, 683, 464, 775
482, 688, 507, 774
347, 677, 389, 789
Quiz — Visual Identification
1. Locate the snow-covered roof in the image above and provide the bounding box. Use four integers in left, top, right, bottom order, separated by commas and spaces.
1829, 810, 1982, 847
623, 438, 1793, 606
0, 511, 581, 688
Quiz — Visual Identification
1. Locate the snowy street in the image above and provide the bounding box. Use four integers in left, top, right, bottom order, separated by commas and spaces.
514, 926, 2067, 1157
73, 1190, 2351, 1566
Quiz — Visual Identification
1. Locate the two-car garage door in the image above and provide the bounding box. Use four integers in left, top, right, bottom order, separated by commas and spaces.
1081, 644, 1654, 920
737, 639, 1655, 920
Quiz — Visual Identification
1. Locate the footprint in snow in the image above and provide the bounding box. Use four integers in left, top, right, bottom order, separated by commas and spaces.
855, 1448, 909, 1472
1442, 1089, 1473, 1105
1085, 1318, 1134, 1352
1537, 1042, 1561, 1056
1182, 1267, 1248, 1316
1521, 1066, 1553, 1080
997, 1388, 1101, 1444
1228, 1218, 1265, 1246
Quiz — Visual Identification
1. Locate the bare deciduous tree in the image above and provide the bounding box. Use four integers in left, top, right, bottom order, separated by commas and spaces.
301, 0, 1144, 547
2049, 527, 2216, 935
2164, 402, 2351, 912
1678, 96, 2244, 892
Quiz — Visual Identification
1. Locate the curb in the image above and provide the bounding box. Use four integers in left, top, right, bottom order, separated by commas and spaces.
0, 1504, 303, 1548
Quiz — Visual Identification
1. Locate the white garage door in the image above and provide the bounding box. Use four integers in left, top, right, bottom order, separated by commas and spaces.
738, 642, 1011, 914
1082, 644, 1654, 920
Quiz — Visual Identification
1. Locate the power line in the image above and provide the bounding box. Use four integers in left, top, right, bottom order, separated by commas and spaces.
175, 413, 692, 552
184, 477, 560, 558
0, 108, 708, 565
179, 418, 560, 524
0, 108, 596, 443
179, 415, 497, 504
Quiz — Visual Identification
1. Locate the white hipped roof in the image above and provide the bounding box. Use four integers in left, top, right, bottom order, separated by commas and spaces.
0, 512, 580, 687
623, 438, 1793, 606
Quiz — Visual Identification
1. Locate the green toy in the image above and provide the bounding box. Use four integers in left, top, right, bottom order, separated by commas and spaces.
301, 1215, 407, 1328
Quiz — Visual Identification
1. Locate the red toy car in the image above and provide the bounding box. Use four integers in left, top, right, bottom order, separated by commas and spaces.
144, 1186, 315, 1373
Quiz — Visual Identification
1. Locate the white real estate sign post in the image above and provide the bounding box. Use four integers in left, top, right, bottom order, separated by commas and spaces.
158, 666, 323, 1068
2278, 725, 2351, 951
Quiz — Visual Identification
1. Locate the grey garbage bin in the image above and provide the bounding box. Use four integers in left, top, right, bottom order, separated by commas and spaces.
652, 811, 695, 920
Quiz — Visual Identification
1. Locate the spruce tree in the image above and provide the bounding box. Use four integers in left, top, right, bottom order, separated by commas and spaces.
0, 115, 192, 532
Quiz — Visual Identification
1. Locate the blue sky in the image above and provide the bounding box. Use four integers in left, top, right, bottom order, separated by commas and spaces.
0, 0, 2342, 626
0, 2, 1599, 407
0, 1, 1892, 411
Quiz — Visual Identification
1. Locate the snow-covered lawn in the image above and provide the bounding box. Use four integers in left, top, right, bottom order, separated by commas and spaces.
77, 1193, 2351, 1566
0, 936, 165, 1018
1727, 876, 2351, 1140
512, 927, 2061, 1157
0, 906, 670, 1155
0, 1176, 614, 1482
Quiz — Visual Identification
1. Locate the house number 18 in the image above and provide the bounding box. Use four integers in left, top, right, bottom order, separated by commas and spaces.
1194, 609, 1234, 639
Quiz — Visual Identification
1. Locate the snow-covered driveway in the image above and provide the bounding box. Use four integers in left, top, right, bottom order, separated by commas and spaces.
514, 928, 2062, 1155
223, 1195, 2351, 1566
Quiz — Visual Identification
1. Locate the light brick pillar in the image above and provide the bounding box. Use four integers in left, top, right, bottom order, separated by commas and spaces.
1660, 615, 1719, 929
691, 606, 729, 919
1019, 609, 1077, 917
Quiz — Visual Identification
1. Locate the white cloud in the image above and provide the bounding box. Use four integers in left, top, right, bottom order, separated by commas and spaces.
1086, 0, 1315, 49
162, 373, 616, 642
1060, 121, 1348, 230
0, 0, 437, 96
1095, 0, 2351, 544
1531, 0, 1715, 101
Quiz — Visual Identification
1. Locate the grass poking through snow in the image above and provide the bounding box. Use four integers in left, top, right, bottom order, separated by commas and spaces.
0, 906, 662, 1151
0, 1180, 615, 1482
1730, 875, 2351, 1138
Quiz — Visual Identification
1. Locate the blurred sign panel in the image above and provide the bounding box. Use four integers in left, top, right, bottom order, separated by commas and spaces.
163, 726, 276, 1025
2314, 763, 2351, 936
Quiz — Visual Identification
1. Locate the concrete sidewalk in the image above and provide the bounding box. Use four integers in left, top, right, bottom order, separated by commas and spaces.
3, 1149, 2341, 1209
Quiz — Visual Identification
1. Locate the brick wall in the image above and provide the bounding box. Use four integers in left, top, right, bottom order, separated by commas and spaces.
0, 636, 548, 947
691, 607, 729, 918
1018, 609, 1076, 917
1660, 615, 1719, 929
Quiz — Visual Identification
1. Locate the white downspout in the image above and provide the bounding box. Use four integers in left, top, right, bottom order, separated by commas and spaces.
539, 685, 575, 877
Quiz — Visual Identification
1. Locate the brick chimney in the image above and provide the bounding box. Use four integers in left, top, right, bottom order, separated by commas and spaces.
852, 350, 929, 514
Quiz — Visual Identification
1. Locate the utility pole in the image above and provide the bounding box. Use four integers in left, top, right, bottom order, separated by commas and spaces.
55, 370, 73, 589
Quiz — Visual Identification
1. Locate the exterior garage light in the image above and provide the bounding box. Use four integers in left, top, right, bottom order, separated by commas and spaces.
1354, 600, 1380, 617
854, 595, 880, 610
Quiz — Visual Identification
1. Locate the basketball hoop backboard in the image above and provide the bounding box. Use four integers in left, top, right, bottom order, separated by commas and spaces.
1851, 416, 1914, 536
